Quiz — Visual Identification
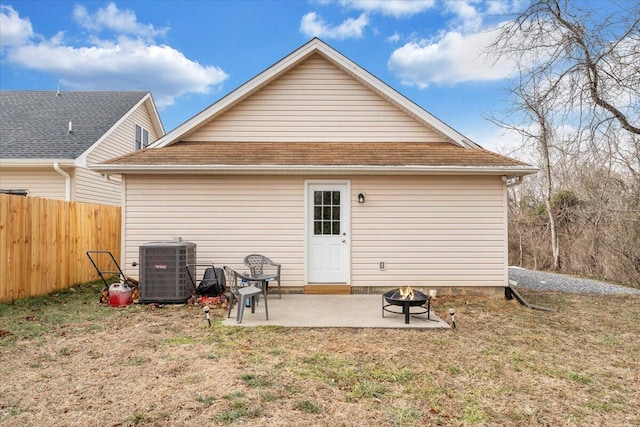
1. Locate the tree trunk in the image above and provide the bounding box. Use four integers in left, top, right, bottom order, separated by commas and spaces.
545, 197, 561, 270
539, 115, 561, 271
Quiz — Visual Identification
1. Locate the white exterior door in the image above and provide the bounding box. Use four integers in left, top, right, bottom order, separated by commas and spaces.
307, 182, 350, 283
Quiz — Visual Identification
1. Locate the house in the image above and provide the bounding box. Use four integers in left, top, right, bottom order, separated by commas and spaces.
94, 38, 537, 296
0, 91, 163, 206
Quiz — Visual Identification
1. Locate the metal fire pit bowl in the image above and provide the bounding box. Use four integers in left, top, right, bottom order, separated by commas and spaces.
382, 288, 431, 324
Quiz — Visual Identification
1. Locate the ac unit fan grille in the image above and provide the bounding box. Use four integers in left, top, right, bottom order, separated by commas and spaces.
139, 242, 196, 303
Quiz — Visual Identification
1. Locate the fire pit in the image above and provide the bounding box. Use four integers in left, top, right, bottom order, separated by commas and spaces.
382, 287, 431, 324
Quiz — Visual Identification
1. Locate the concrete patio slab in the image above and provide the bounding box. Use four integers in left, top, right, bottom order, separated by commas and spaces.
221, 294, 450, 329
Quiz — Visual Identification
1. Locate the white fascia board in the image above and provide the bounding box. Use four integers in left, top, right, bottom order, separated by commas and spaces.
91, 163, 539, 176
76, 93, 162, 168
145, 93, 166, 136
0, 158, 75, 168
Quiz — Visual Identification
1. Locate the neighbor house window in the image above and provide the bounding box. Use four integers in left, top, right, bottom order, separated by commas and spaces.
135, 124, 149, 150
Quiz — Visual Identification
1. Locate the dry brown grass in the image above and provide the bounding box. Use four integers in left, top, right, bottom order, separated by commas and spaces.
1, 283, 639, 426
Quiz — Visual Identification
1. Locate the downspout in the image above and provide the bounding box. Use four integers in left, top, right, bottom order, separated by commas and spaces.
53, 162, 71, 201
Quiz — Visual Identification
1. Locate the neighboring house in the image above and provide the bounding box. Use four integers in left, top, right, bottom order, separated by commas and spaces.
95, 38, 537, 295
0, 91, 164, 206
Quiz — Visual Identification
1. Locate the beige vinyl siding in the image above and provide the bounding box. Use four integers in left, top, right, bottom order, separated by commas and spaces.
122, 174, 507, 289
77, 101, 159, 205
351, 175, 507, 287
73, 168, 122, 206
185, 54, 444, 143
0, 168, 69, 200
122, 175, 305, 284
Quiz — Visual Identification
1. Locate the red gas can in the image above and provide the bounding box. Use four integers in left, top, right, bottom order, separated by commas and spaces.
108, 283, 133, 307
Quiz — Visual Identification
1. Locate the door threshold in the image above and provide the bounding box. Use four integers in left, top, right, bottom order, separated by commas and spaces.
304, 284, 351, 295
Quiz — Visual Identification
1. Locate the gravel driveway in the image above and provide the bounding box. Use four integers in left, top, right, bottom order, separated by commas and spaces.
508, 267, 640, 295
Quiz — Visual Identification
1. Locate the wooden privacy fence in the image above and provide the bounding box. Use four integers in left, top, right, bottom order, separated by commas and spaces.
0, 195, 121, 302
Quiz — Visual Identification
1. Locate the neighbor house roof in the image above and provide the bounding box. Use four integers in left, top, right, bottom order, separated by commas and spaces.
0, 91, 163, 160
97, 141, 536, 176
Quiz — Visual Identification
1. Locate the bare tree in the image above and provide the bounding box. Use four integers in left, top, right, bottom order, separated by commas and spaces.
492, 0, 639, 136
494, 69, 566, 269
489, 0, 640, 274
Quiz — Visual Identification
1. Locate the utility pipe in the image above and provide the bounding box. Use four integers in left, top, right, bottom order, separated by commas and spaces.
53, 162, 71, 201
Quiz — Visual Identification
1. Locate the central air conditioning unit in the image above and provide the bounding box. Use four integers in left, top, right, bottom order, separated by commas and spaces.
138, 240, 196, 303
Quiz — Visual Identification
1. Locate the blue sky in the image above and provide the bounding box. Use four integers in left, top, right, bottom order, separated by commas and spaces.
1, 1, 538, 153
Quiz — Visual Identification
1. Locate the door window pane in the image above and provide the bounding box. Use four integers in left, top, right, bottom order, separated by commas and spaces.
322, 207, 331, 220
332, 206, 340, 220
332, 221, 340, 235
323, 221, 331, 234
313, 190, 341, 235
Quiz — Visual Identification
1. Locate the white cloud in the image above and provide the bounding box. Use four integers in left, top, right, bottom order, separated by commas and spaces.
73, 3, 168, 38
0, 5, 33, 48
6, 37, 227, 108
485, 0, 510, 15
300, 11, 368, 39
486, 0, 527, 15
388, 27, 518, 87
384, 0, 535, 88
1, 4, 227, 108
474, 126, 527, 155
386, 32, 401, 43
474, 120, 584, 164
444, 0, 483, 32
340, 0, 436, 18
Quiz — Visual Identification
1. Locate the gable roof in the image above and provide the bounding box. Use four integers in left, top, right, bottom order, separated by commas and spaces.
0, 91, 163, 160
93, 39, 537, 177
153, 38, 478, 150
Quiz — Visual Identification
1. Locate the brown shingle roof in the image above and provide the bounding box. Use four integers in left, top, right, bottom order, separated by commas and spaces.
104, 141, 529, 168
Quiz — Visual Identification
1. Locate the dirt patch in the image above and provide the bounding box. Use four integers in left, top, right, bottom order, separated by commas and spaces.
1, 284, 639, 426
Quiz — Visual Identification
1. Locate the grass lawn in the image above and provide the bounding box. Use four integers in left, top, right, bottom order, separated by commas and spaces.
1, 282, 639, 426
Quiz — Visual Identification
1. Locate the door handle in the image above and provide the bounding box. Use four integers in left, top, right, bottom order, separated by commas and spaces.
342, 239, 346, 243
